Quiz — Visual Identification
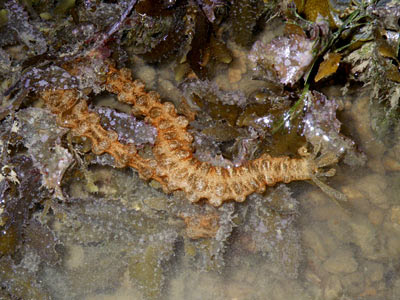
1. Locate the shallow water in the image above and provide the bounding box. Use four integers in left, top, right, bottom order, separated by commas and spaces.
1, 2, 399, 299
32, 46, 400, 300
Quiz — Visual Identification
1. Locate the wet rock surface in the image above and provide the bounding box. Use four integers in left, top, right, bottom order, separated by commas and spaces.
0, 0, 400, 299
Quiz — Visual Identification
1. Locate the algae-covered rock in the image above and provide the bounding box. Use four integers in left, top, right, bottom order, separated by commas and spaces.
3, 0, 47, 55
233, 185, 302, 279
169, 192, 236, 272
181, 79, 249, 108
0, 154, 49, 256
248, 33, 315, 86
15, 108, 73, 198
0, 256, 51, 300
41, 193, 178, 299
129, 242, 176, 300
95, 106, 157, 146
303, 91, 366, 166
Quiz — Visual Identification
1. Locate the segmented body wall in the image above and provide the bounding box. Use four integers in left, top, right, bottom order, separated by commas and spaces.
41, 65, 316, 206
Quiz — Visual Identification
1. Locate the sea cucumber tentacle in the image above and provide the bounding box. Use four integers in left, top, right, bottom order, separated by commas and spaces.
40, 64, 330, 206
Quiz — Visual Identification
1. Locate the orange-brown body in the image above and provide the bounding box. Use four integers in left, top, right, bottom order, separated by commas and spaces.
41, 65, 325, 206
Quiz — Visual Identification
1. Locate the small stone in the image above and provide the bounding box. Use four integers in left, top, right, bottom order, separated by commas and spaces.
313, 203, 351, 223
355, 173, 389, 208
350, 96, 386, 159
303, 226, 337, 259
364, 261, 384, 282
65, 244, 85, 270
341, 184, 364, 200
324, 275, 342, 300
323, 248, 358, 274
135, 65, 156, 88
304, 190, 348, 222
390, 206, 400, 225
367, 158, 386, 174
231, 48, 247, 73
157, 78, 182, 106
349, 215, 382, 260
359, 287, 378, 298
368, 209, 384, 226
214, 74, 233, 91
304, 270, 322, 285
143, 196, 168, 211
326, 218, 352, 244
383, 156, 400, 172
149, 180, 162, 190
228, 68, 242, 83
341, 271, 365, 296
383, 144, 400, 172
269, 278, 311, 300
385, 231, 400, 257
390, 278, 400, 299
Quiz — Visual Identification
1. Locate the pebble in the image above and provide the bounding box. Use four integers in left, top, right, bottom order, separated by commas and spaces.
324, 275, 342, 300
303, 190, 348, 222
326, 218, 352, 244
269, 279, 311, 300
134, 65, 156, 88
228, 68, 243, 84
65, 244, 85, 270
350, 95, 386, 159
341, 184, 364, 200
342, 189, 374, 216
390, 206, 400, 225
348, 214, 382, 260
341, 271, 365, 296
390, 278, 400, 299
214, 74, 233, 91
368, 208, 384, 226
302, 189, 329, 209
304, 270, 322, 285
303, 226, 337, 259
363, 261, 384, 282
157, 78, 183, 106
385, 229, 400, 257
383, 156, 400, 172
323, 248, 358, 274
367, 158, 386, 174
228, 49, 247, 84
309, 202, 350, 222
305, 248, 325, 280
354, 174, 389, 209
231, 49, 247, 73
383, 144, 400, 172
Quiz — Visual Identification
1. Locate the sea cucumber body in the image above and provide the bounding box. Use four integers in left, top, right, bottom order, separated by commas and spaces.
41, 65, 315, 206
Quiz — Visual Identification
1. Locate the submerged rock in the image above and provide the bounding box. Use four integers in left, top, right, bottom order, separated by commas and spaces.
303, 91, 366, 166
248, 34, 315, 85
15, 108, 73, 199
233, 185, 302, 279
170, 192, 236, 272
95, 106, 157, 146
322, 248, 358, 274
